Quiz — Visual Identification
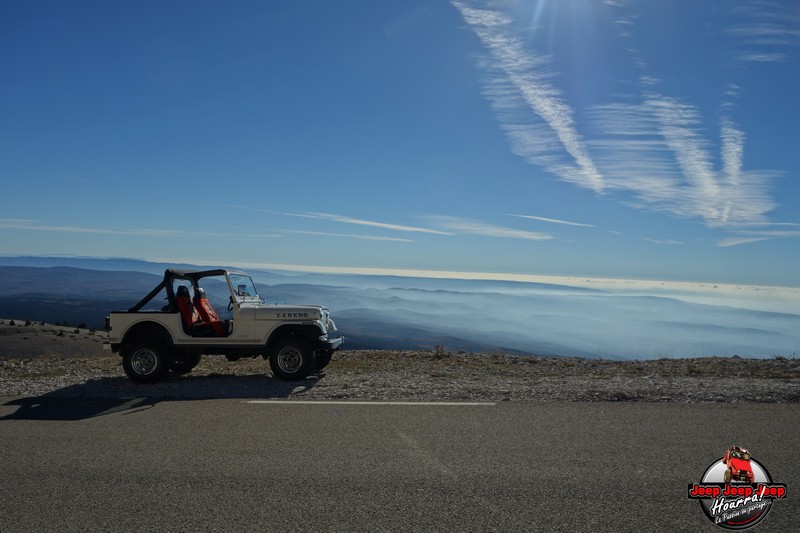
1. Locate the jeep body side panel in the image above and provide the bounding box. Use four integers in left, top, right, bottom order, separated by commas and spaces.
232, 305, 256, 343
108, 312, 182, 348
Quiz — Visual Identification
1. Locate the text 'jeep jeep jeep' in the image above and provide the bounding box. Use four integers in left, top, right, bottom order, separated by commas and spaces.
105, 268, 343, 382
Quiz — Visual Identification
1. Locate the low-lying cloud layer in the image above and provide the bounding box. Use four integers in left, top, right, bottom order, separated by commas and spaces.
261, 271, 799, 359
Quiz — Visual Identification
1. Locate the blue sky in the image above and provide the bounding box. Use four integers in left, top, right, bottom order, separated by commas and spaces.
2, 0, 799, 287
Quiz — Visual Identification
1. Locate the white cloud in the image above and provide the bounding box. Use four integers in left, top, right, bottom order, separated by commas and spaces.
285, 230, 413, 242
453, 2, 784, 234
302, 212, 452, 235
642, 238, 683, 245
718, 236, 771, 247
508, 214, 594, 228
0, 219, 281, 240
587, 97, 776, 228
426, 215, 552, 241
719, 229, 800, 247
452, 1, 604, 193
723, 83, 741, 98
739, 52, 786, 62
727, 22, 800, 46
646, 96, 723, 222
226, 205, 452, 235
727, 1, 800, 63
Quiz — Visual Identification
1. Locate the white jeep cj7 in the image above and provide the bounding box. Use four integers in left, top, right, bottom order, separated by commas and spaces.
105, 268, 343, 382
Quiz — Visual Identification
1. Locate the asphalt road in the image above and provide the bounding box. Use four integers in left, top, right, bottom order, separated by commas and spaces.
0, 398, 796, 532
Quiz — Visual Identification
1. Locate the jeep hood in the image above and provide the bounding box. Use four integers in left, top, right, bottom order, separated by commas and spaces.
729, 458, 752, 473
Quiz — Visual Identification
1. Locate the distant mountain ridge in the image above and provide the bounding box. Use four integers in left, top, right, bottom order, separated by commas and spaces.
0, 261, 532, 353
0, 266, 162, 330
0, 266, 161, 296
0, 256, 199, 274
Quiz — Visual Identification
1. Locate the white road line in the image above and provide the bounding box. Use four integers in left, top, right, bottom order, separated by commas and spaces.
245, 400, 496, 406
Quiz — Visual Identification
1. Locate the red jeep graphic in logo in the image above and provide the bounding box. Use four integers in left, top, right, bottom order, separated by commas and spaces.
722, 446, 755, 484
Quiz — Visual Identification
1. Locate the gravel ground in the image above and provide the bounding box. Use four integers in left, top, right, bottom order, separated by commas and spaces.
1, 349, 798, 403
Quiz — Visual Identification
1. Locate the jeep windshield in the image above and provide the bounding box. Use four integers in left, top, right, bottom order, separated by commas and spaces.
228, 273, 260, 303
730, 450, 750, 461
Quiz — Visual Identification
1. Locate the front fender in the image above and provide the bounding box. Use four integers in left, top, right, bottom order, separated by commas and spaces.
264, 324, 325, 350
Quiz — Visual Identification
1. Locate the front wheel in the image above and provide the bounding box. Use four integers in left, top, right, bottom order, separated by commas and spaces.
314, 351, 333, 372
269, 338, 316, 381
122, 342, 169, 383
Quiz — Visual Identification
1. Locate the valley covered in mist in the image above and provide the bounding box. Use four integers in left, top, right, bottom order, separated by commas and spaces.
261, 271, 799, 359
0, 257, 797, 359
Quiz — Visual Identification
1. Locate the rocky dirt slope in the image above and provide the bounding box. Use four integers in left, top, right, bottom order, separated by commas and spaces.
1, 320, 797, 402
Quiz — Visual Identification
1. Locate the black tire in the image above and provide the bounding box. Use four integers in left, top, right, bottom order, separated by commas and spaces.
314, 351, 332, 372
269, 338, 316, 381
169, 353, 202, 374
122, 342, 169, 383
724, 468, 732, 484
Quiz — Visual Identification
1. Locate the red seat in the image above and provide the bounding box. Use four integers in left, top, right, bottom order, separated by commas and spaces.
194, 288, 220, 322
175, 286, 228, 337
176, 285, 201, 332
193, 288, 229, 337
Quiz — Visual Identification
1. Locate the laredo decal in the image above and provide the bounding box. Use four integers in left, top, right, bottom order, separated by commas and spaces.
275, 312, 310, 319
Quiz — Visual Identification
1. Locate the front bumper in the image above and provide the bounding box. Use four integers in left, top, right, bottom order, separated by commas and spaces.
317, 336, 344, 352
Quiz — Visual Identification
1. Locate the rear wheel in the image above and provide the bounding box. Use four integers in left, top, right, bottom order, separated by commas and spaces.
269, 338, 316, 381
122, 342, 169, 383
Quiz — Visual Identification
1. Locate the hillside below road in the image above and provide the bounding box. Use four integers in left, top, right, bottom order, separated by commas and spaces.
1, 317, 798, 403
1, 344, 797, 403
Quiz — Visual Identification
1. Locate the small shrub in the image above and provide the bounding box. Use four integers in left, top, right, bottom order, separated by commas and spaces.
432, 345, 449, 359
9, 320, 16, 326
25, 320, 32, 326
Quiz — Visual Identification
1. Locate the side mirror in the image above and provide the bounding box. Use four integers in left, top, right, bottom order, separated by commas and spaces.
238, 284, 248, 296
